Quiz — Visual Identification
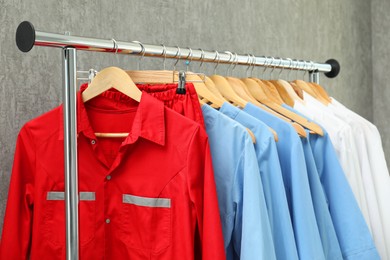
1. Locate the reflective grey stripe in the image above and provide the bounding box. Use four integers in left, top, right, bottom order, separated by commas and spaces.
80, 192, 95, 201
123, 194, 171, 208
47, 192, 95, 201
47, 191, 64, 200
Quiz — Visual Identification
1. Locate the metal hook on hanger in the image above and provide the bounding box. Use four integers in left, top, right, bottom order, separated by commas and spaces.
261, 56, 269, 79
286, 58, 293, 80
224, 51, 234, 76
295, 59, 301, 80
131, 40, 145, 70
213, 50, 221, 75
232, 52, 239, 74
277, 58, 284, 79
302, 60, 308, 79
185, 47, 193, 72
173, 46, 181, 71
160, 44, 167, 70
270, 57, 281, 79
250, 54, 256, 77
246, 54, 252, 78
111, 38, 119, 54
198, 48, 205, 71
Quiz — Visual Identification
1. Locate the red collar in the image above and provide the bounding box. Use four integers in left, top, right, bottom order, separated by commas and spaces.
58, 84, 165, 146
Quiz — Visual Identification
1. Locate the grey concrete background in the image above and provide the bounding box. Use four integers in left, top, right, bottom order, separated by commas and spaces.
0, 0, 379, 235
372, 0, 390, 165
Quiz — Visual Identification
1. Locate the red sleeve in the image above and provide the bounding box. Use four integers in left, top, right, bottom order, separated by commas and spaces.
186, 126, 226, 260
0, 126, 35, 259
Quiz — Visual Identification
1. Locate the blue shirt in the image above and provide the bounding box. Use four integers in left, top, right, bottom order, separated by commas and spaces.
219, 102, 298, 260
201, 104, 276, 260
308, 131, 380, 260
301, 131, 343, 260
243, 103, 325, 260
284, 104, 379, 260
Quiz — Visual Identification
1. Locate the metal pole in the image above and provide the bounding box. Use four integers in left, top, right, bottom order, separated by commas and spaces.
309, 71, 320, 84
62, 47, 79, 260
16, 21, 340, 78
27, 30, 332, 73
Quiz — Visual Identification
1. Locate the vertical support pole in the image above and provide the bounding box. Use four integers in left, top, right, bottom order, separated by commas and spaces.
63, 47, 79, 260
309, 71, 320, 84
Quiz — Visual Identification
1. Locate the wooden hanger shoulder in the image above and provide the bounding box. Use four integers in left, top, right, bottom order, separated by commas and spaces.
290, 81, 304, 99
252, 78, 282, 104
311, 82, 332, 103
210, 75, 247, 108
263, 81, 285, 104
83, 66, 142, 103
270, 80, 295, 107
248, 79, 323, 136
226, 77, 263, 106
277, 79, 304, 104
187, 74, 225, 108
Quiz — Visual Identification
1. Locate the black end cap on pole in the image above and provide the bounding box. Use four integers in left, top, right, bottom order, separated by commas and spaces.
16, 21, 36, 52
324, 59, 340, 78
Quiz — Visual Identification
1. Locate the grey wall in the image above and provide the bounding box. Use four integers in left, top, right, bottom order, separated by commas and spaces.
372, 0, 390, 164
0, 0, 374, 235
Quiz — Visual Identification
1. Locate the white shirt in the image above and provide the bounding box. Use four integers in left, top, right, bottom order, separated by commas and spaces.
332, 97, 390, 259
327, 98, 388, 260
293, 92, 372, 235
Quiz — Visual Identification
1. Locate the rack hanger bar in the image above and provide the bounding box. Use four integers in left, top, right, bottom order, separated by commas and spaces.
16, 21, 340, 78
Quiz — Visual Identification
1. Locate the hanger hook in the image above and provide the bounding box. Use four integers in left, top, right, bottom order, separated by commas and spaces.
224, 51, 233, 76
277, 58, 284, 79
302, 60, 308, 79
270, 57, 280, 79
185, 47, 193, 71
173, 46, 181, 71
286, 58, 293, 80
131, 40, 145, 70
246, 54, 252, 77
198, 48, 205, 71
295, 59, 301, 79
250, 54, 256, 77
111, 38, 119, 54
261, 56, 269, 78
232, 52, 239, 74
160, 44, 167, 70
266, 56, 275, 79
213, 51, 221, 74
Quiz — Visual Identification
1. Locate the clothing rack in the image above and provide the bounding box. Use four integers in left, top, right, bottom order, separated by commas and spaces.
15, 21, 341, 260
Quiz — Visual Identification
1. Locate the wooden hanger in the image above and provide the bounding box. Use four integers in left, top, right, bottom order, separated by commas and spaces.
290, 81, 304, 99
310, 82, 332, 103
242, 78, 307, 138
83, 67, 141, 102
270, 80, 295, 107
262, 80, 286, 104
294, 80, 329, 105
225, 77, 279, 141
246, 77, 323, 136
210, 75, 248, 108
82, 66, 142, 138
277, 79, 305, 105
307, 82, 330, 105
